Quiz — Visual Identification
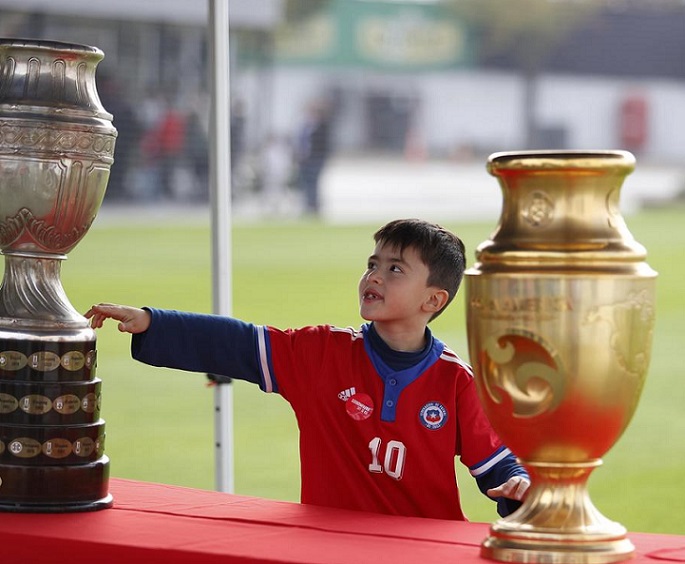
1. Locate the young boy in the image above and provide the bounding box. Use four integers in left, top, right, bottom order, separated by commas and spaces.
86, 218, 528, 520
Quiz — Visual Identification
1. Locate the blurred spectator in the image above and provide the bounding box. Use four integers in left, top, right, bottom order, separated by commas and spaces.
295, 99, 331, 216
184, 106, 210, 201
98, 75, 142, 201
230, 98, 246, 193
157, 95, 188, 198
128, 89, 165, 201
260, 133, 294, 216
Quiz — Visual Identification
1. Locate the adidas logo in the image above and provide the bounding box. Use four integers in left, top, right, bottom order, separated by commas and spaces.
338, 387, 356, 401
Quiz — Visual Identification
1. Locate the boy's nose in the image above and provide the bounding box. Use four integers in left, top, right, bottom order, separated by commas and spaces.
366, 269, 382, 284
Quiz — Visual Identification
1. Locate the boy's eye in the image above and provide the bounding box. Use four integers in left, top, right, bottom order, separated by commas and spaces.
390, 265, 402, 273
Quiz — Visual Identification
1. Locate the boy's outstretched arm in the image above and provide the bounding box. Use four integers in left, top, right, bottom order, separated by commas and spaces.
84, 303, 151, 334
85, 306, 265, 388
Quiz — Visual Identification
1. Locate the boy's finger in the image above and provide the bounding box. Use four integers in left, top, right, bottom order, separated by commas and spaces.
486, 485, 504, 498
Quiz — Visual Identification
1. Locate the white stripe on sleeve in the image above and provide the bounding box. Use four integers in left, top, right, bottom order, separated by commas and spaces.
470, 447, 512, 477
256, 326, 274, 393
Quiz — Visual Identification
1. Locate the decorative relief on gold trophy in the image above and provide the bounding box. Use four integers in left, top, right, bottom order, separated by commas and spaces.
0, 38, 116, 511
466, 151, 656, 563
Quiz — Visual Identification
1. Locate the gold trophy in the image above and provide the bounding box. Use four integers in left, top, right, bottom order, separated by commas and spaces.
465, 151, 656, 562
0, 39, 115, 511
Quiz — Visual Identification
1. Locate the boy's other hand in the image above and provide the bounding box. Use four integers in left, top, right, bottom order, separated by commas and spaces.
84, 303, 151, 334
487, 476, 530, 502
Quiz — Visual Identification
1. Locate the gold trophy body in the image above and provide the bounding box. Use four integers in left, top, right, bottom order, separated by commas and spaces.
466, 151, 656, 562
0, 39, 115, 511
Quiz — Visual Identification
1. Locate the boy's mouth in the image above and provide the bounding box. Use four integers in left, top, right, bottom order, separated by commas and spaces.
362, 289, 382, 301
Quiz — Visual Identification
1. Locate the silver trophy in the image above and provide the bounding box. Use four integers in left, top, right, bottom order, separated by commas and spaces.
0, 38, 116, 511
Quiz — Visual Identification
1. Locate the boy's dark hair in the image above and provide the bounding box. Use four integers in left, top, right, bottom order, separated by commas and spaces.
373, 218, 466, 321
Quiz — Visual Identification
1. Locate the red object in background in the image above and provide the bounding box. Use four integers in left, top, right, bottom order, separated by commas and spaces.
620, 94, 648, 150
158, 110, 186, 155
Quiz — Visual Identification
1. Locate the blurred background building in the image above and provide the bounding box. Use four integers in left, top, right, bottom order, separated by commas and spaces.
1, 0, 684, 220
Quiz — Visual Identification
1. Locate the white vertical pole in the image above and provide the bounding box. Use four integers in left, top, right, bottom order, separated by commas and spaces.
208, 0, 234, 493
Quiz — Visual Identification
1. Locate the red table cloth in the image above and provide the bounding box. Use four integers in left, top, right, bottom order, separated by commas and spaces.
0, 478, 681, 563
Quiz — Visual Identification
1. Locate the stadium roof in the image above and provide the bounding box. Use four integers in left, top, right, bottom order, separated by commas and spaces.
0, 0, 282, 27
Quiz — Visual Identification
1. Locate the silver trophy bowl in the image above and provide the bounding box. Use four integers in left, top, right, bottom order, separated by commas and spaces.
0, 38, 116, 328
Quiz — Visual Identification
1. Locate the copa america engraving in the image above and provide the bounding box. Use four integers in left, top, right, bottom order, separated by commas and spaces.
0, 38, 116, 511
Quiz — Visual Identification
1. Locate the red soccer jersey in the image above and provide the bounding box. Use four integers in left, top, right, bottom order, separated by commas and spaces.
257, 324, 505, 520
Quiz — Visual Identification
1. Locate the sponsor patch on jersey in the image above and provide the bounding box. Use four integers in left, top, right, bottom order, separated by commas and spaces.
338, 387, 356, 401
419, 402, 448, 430
345, 392, 374, 421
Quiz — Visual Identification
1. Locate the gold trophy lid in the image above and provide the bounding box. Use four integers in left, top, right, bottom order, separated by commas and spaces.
474, 150, 653, 272
487, 150, 636, 175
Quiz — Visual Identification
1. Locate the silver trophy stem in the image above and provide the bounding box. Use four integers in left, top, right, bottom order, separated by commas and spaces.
0, 252, 86, 329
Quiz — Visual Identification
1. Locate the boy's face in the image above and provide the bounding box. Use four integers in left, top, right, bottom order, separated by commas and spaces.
359, 242, 437, 326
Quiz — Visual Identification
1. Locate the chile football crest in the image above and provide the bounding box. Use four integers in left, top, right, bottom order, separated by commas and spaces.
419, 402, 448, 430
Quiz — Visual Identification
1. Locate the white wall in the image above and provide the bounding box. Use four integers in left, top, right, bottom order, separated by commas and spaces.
536, 74, 685, 160
646, 80, 685, 160
235, 67, 685, 162
419, 71, 525, 154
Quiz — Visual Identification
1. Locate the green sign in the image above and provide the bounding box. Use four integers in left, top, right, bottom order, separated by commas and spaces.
273, 0, 473, 71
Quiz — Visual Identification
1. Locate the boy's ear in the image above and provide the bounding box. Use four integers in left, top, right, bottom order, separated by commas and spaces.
424, 288, 449, 315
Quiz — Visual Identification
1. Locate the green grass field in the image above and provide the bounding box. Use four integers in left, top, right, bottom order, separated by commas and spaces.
34, 205, 685, 534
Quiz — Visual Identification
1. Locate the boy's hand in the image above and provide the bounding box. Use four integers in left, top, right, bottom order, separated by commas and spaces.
84, 303, 151, 334
487, 476, 530, 502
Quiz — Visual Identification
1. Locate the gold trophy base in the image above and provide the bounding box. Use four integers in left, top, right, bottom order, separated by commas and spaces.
482, 533, 634, 564
481, 461, 634, 564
